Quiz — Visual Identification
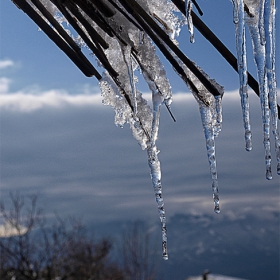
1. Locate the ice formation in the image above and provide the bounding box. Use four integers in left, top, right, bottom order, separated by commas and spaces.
232, 0, 253, 152
186, 0, 195, 43
232, 0, 280, 178
179, 61, 224, 214
12, 0, 279, 259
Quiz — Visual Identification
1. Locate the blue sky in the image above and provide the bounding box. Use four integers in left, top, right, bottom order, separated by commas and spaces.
0, 1, 279, 279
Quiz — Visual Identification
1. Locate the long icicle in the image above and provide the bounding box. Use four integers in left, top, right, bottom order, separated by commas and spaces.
178, 60, 223, 213
232, 0, 252, 151
245, 1, 272, 180
199, 102, 220, 213
264, 0, 280, 174
147, 88, 168, 260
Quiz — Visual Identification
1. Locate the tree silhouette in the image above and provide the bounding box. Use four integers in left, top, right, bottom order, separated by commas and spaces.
120, 222, 158, 280
0, 192, 124, 280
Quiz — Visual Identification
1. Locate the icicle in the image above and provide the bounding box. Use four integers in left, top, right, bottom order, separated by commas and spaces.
99, 9, 172, 258
213, 95, 222, 137
232, 0, 239, 23
177, 59, 223, 213
258, 0, 266, 46
147, 87, 168, 259
144, 64, 168, 259
199, 102, 220, 213
100, 72, 152, 149
147, 143, 168, 260
122, 45, 138, 116
186, 0, 195, 43
264, 0, 280, 174
232, 0, 252, 151
147, 97, 168, 260
244, 0, 272, 179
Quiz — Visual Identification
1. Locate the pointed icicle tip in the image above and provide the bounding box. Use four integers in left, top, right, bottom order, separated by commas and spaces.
162, 240, 168, 260
214, 206, 220, 214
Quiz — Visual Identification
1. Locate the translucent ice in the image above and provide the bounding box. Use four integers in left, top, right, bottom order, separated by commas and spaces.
179, 60, 224, 213
263, 0, 280, 174
186, 0, 195, 43
232, 0, 252, 151
243, 0, 276, 179
147, 144, 168, 260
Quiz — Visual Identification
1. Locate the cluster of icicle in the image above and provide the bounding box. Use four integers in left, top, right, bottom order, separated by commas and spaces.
30, 0, 226, 260
28, 0, 279, 260
232, 0, 280, 178
97, 0, 224, 260
99, 1, 181, 260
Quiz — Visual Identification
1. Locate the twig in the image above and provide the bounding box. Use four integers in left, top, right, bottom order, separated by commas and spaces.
88, 0, 116, 18
118, 0, 223, 97
12, 0, 101, 79
51, 0, 119, 79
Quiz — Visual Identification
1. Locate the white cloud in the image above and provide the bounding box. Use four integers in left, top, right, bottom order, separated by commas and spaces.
0, 75, 104, 111
0, 59, 14, 69
0, 70, 257, 113
0, 90, 103, 112
0, 60, 243, 112
0, 222, 28, 237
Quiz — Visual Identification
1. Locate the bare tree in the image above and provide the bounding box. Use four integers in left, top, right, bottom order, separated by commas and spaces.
0, 192, 124, 280
0, 192, 43, 279
120, 222, 158, 280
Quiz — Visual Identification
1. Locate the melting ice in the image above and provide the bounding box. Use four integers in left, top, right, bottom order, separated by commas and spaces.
25, 0, 279, 260
232, 0, 253, 152
232, 0, 280, 178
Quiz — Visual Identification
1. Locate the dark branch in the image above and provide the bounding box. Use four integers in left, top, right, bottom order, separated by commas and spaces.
12, 0, 101, 79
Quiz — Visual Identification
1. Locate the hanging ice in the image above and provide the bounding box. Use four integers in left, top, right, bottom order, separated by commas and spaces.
232, 0, 253, 151
245, 0, 272, 179
147, 135, 168, 260
199, 99, 221, 213
232, 0, 280, 179
96, 4, 173, 258
179, 61, 224, 213
146, 91, 168, 259
186, 0, 195, 43
14, 0, 280, 262
263, 0, 280, 174
99, 70, 168, 259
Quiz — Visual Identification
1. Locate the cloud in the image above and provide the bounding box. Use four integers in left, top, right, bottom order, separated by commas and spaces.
0, 64, 279, 227
0, 59, 14, 69
0, 74, 104, 111
0, 75, 241, 112
0, 61, 242, 113
0, 90, 103, 112
0, 222, 28, 238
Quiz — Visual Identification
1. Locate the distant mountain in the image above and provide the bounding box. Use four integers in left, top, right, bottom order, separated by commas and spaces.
91, 211, 279, 280
156, 212, 279, 280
